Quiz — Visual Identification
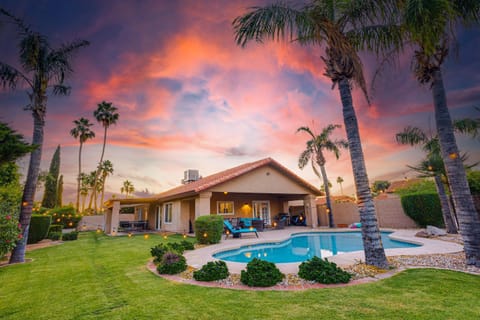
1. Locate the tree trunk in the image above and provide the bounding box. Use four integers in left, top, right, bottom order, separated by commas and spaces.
88, 126, 107, 213
433, 174, 457, 234
432, 69, 480, 266
100, 176, 106, 212
75, 142, 83, 213
9, 104, 45, 263
319, 164, 334, 227
338, 78, 388, 268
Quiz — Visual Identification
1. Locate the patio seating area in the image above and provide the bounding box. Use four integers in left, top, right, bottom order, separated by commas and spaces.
119, 220, 148, 232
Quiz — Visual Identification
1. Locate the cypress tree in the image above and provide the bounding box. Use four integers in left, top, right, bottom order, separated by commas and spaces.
41, 145, 61, 208
56, 174, 63, 207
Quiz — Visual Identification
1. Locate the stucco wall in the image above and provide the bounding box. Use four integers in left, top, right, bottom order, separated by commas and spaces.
317, 196, 417, 228
210, 165, 312, 195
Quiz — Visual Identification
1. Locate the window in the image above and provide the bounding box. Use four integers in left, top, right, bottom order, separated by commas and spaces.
217, 201, 234, 215
164, 203, 173, 224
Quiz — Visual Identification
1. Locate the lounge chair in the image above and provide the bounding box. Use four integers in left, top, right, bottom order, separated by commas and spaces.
223, 220, 258, 239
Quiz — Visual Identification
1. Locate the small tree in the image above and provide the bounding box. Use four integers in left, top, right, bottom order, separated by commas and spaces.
41, 145, 61, 208
372, 181, 391, 194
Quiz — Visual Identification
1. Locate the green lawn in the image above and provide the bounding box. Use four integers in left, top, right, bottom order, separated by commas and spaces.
1, 232, 479, 320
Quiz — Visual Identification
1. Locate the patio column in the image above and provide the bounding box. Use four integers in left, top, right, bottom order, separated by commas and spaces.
304, 195, 318, 228
195, 192, 212, 219
109, 200, 120, 235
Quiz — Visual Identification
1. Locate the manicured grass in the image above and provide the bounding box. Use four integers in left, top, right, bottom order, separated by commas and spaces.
1, 232, 479, 320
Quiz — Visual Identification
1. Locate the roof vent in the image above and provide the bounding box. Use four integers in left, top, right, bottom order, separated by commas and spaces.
182, 169, 201, 184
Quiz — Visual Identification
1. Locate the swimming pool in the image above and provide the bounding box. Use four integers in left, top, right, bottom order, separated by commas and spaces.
213, 231, 421, 263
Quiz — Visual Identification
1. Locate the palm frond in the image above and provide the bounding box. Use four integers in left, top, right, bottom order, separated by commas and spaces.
0, 8, 31, 35
298, 148, 312, 169
233, 3, 311, 47
347, 24, 405, 55
296, 125, 316, 139
0, 62, 29, 89
453, 118, 480, 138
46, 40, 89, 83
395, 126, 428, 145
52, 84, 71, 96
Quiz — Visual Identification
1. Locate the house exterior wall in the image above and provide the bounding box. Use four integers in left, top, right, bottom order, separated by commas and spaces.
210, 166, 312, 194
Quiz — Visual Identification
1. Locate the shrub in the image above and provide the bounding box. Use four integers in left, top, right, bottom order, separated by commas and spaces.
48, 232, 62, 241
62, 231, 79, 241
48, 224, 63, 237
193, 261, 229, 281
27, 214, 52, 244
151, 242, 190, 264
43, 206, 82, 229
180, 240, 195, 251
467, 170, 480, 195
298, 256, 352, 284
157, 252, 187, 274
167, 242, 185, 254
240, 258, 284, 287
401, 193, 444, 227
393, 179, 437, 196
194, 215, 224, 244
0, 212, 22, 258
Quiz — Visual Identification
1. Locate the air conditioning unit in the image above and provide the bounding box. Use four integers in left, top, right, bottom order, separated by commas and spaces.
182, 169, 200, 184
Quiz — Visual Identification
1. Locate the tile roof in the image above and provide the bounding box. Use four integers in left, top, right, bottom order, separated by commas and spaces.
155, 157, 322, 201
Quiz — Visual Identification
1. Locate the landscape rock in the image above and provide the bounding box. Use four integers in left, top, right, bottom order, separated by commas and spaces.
415, 231, 430, 238
426, 225, 447, 236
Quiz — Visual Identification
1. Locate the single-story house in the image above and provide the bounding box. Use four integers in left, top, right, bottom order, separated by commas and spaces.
104, 157, 322, 235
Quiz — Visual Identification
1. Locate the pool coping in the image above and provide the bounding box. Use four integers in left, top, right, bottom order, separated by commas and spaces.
184, 228, 463, 274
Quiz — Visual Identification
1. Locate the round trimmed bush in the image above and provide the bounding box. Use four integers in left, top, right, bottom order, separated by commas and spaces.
157, 252, 187, 274
180, 240, 195, 251
240, 258, 284, 287
193, 261, 229, 281
298, 256, 351, 284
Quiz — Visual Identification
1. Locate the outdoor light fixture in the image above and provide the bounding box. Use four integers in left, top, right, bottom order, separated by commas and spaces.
226, 230, 230, 235
203, 232, 208, 238
144, 234, 149, 239
449, 153, 458, 159
223, 191, 228, 195
163, 234, 168, 240
326, 208, 330, 213
128, 232, 132, 238
273, 222, 277, 227
22, 201, 28, 207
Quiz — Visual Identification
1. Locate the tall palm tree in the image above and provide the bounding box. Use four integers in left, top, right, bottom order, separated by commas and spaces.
233, 1, 394, 268
88, 101, 119, 213
121, 180, 134, 198
297, 125, 348, 228
70, 118, 95, 213
389, 1, 480, 266
98, 160, 114, 211
337, 176, 344, 195
0, 9, 89, 263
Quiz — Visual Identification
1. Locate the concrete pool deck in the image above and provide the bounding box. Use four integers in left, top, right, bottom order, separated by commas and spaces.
184, 227, 463, 274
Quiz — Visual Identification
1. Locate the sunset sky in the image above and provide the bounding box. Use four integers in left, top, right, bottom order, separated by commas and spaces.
1, 0, 479, 204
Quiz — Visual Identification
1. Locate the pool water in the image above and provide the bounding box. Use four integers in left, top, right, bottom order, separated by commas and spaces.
213, 232, 420, 263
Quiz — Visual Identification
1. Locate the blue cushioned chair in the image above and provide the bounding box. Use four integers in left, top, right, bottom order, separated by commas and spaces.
224, 220, 258, 239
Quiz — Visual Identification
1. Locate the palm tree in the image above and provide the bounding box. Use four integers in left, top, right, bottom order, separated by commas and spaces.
389, 1, 480, 265
0, 9, 89, 263
121, 180, 134, 198
70, 118, 95, 213
297, 125, 348, 228
79, 173, 90, 213
98, 160, 114, 211
233, 1, 394, 268
337, 176, 345, 195
88, 101, 119, 213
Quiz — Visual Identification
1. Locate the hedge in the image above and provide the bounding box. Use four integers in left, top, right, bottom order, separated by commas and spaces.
194, 215, 224, 244
27, 214, 52, 244
400, 192, 444, 227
